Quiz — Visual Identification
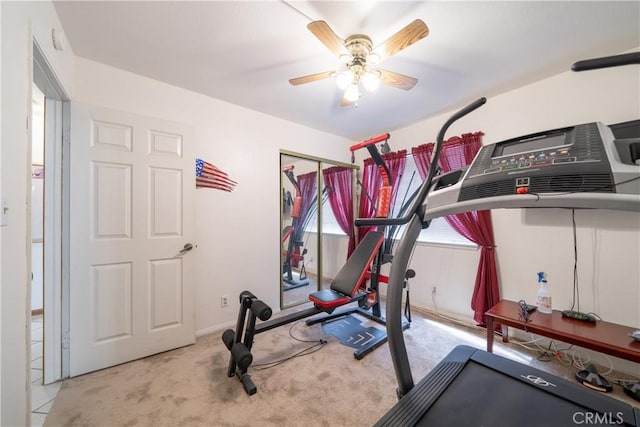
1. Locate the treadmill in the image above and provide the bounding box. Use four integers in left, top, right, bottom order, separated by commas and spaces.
360, 75, 639, 425
376, 345, 639, 426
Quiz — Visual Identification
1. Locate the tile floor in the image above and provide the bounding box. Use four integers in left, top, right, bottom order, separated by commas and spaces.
30, 315, 62, 426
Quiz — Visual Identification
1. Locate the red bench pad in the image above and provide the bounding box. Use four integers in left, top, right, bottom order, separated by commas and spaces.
308, 289, 351, 308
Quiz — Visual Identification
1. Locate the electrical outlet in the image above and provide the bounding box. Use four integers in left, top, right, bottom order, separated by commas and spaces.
221, 295, 229, 308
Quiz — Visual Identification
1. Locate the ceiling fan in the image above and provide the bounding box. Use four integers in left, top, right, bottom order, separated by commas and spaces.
289, 19, 429, 106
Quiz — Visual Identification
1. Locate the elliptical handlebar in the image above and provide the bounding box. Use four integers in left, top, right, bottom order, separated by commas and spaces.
351, 133, 392, 189
282, 165, 299, 191
354, 97, 487, 228
349, 133, 390, 152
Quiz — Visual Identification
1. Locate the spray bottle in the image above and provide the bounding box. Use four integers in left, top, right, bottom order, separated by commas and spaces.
536, 272, 552, 314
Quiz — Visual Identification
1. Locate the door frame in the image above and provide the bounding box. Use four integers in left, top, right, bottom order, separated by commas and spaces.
32, 40, 70, 382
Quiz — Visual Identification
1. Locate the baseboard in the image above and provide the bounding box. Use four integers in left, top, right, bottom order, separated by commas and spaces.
196, 319, 236, 338
410, 304, 478, 329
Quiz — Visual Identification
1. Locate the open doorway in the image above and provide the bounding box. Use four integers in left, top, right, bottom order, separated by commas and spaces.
30, 78, 58, 422
32, 85, 45, 318
30, 40, 70, 422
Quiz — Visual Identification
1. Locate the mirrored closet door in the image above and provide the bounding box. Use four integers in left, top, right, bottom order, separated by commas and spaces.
280, 151, 357, 309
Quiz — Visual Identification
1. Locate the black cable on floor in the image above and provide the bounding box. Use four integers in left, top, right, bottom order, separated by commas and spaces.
252, 322, 328, 370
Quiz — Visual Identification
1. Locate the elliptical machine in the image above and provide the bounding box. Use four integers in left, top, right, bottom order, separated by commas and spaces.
222, 134, 415, 395
281, 165, 310, 291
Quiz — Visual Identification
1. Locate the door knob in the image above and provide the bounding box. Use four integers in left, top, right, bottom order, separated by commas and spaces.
179, 243, 194, 254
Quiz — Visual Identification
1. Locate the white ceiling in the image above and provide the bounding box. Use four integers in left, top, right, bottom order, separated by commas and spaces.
53, 1, 639, 141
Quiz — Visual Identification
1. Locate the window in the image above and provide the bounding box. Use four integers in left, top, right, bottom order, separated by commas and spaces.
319, 155, 476, 248
302, 197, 347, 235
392, 156, 476, 248
319, 199, 346, 235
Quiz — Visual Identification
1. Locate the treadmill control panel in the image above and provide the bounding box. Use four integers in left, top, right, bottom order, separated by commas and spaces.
480, 146, 577, 175
460, 123, 614, 201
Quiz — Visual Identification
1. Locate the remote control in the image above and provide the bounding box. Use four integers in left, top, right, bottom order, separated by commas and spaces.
561, 310, 596, 323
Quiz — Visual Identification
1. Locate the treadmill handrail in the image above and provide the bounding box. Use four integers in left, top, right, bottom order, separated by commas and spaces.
384, 97, 487, 399
571, 51, 640, 72
355, 97, 487, 228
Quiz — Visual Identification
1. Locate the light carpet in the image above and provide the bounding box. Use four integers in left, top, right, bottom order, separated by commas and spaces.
44, 308, 638, 426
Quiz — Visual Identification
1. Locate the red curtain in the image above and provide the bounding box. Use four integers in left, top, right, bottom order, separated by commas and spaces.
295, 171, 318, 242
411, 143, 434, 180
357, 150, 407, 241
323, 166, 356, 256
412, 132, 499, 326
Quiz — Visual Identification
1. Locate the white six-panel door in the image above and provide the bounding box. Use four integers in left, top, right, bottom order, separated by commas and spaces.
69, 104, 195, 376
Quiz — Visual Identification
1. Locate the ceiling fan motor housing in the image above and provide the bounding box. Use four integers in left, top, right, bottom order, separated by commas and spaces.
345, 35, 373, 57
343, 34, 377, 87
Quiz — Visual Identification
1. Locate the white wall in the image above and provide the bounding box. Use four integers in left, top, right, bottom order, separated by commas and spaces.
0, 2, 3, 420
32, 112, 45, 311
388, 53, 640, 330
1, 2, 638, 421
72, 58, 353, 335
31, 243, 44, 311
0, 1, 75, 425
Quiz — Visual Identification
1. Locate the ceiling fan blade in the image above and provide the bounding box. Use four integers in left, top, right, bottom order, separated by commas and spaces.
374, 19, 429, 62
307, 20, 348, 57
289, 71, 334, 86
378, 69, 418, 90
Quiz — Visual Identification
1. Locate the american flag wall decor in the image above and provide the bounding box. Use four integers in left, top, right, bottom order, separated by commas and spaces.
195, 158, 237, 192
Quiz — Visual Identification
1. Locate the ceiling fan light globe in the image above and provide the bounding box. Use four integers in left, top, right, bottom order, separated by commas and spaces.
367, 52, 381, 65
336, 71, 353, 90
339, 53, 354, 64
362, 72, 381, 92
344, 83, 360, 102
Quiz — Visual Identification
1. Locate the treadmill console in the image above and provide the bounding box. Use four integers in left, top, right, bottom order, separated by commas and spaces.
461, 123, 612, 200
423, 122, 640, 219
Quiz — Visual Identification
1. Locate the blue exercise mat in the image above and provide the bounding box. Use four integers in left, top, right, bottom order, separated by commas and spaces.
321, 315, 385, 350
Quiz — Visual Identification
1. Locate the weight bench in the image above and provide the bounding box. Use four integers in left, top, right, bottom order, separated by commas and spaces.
222, 231, 385, 395
307, 230, 384, 311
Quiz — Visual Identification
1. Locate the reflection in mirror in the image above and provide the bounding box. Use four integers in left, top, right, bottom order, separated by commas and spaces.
320, 165, 355, 293
281, 155, 320, 308
280, 152, 358, 309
